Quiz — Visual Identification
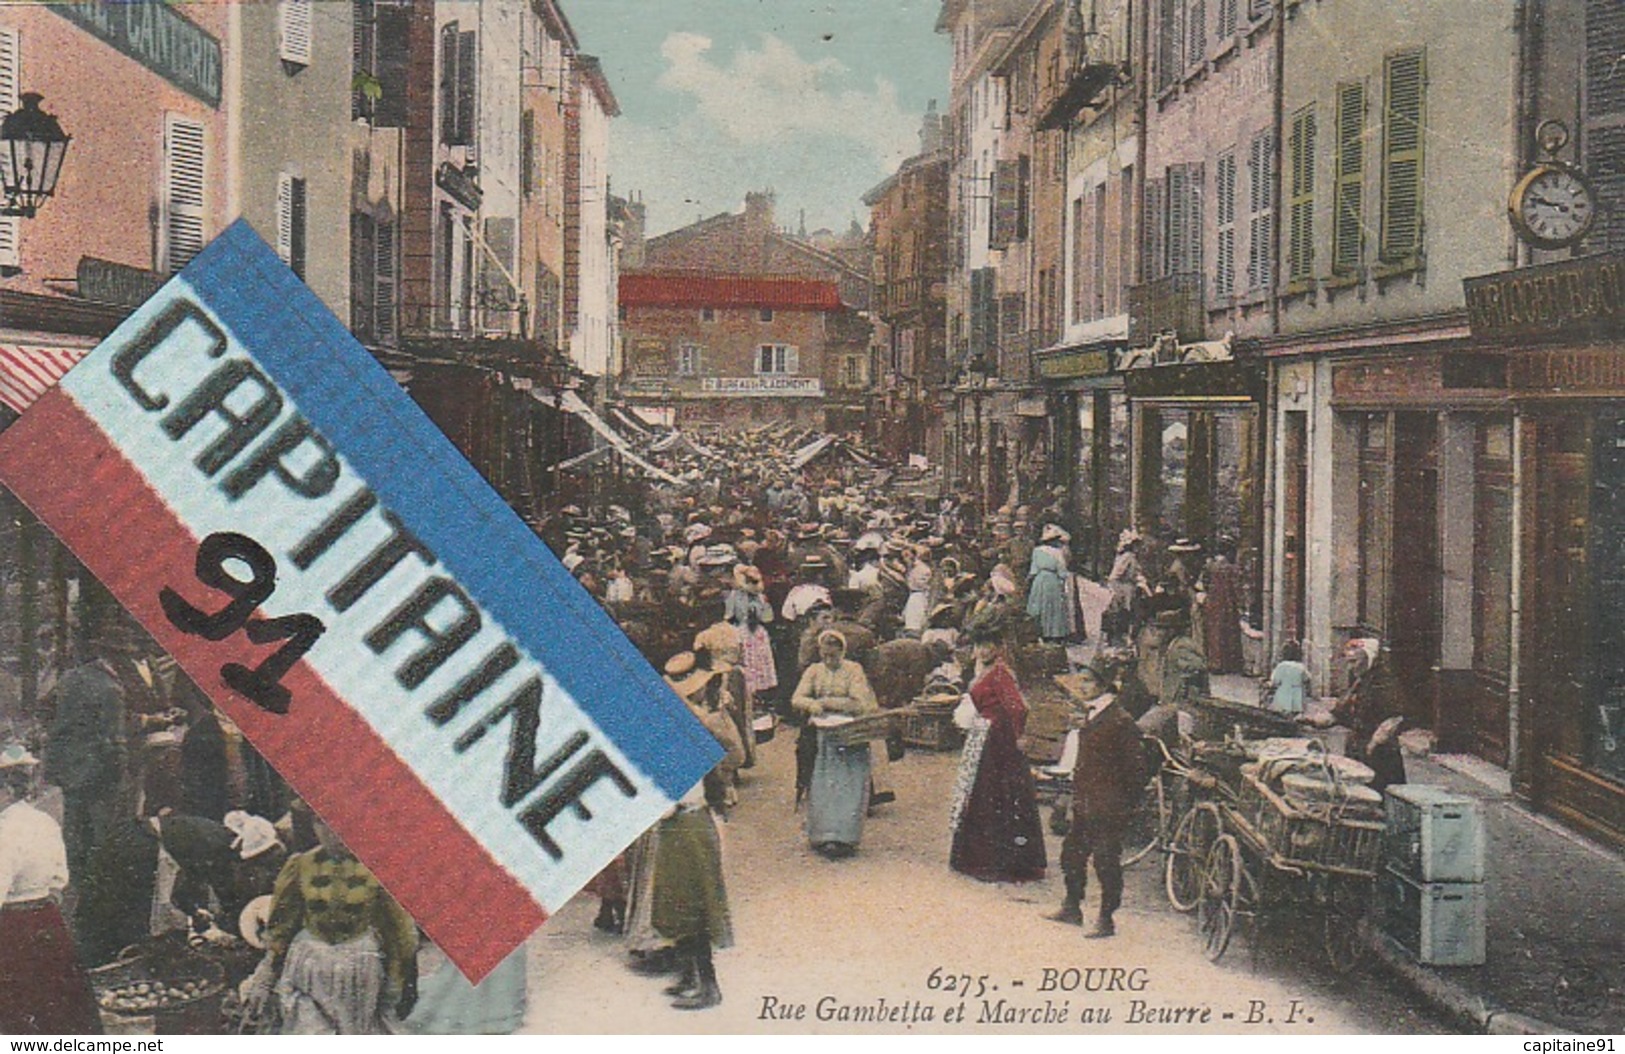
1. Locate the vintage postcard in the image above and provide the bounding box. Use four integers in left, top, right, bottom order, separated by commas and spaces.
0, 0, 1621, 1039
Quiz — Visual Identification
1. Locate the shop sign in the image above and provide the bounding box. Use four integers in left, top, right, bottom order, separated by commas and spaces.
1463, 253, 1625, 340
436, 161, 484, 211
1122, 360, 1263, 400
1036, 347, 1113, 380
699, 376, 823, 396
51, 1, 222, 108
0, 222, 720, 981
77, 257, 164, 309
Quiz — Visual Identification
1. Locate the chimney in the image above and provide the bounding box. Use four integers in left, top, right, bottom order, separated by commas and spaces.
621, 196, 647, 270
744, 190, 776, 237
919, 98, 944, 155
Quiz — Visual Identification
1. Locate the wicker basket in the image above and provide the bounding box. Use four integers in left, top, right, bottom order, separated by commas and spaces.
91, 942, 226, 1035
1239, 772, 1385, 876
818, 710, 905, 748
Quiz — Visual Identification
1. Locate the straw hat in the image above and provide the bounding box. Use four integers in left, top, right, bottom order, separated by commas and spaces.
223, 811, 282, 860
0, 742, 39, 768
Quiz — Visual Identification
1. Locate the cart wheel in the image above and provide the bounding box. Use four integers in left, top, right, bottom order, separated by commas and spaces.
1165, 801, 1221, 913
1322, 877, 1372, 974
1197, 834, 1242, 963
1122, 769, 1167, 868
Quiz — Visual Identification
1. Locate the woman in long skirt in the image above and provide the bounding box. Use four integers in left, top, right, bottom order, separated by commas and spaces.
948, 637, 1047, 882
0, 743, 103, 1035
792, 630, 880, 857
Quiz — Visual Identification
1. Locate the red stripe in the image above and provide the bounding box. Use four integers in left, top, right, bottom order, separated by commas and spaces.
0, 346, 60, 394
0, 390, 547, 981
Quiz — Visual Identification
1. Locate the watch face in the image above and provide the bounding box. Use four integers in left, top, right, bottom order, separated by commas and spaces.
1518, 167, 1596, 246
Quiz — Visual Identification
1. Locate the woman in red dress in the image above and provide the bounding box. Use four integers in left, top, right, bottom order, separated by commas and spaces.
948, 631, 1047, 882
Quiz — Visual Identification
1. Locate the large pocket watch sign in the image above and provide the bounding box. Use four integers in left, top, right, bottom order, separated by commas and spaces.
0, 221, 722, 981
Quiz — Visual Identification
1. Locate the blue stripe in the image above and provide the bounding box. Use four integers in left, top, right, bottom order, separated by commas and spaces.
180, 220, 720, 798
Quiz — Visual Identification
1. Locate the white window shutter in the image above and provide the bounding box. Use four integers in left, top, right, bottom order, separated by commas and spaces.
0, 26, 19, 270
162, 114, 206, 274
279, 0, 313, 66
276, 173, 294, 264
786, 346, 799, 374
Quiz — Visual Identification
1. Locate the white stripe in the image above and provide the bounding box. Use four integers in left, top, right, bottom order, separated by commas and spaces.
58, 283, 677, 907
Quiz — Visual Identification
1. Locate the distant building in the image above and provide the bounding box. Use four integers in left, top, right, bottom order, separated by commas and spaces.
619, 191, 873, 433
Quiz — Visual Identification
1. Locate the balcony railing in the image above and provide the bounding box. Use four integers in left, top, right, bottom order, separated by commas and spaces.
1127, 273, 1205, 346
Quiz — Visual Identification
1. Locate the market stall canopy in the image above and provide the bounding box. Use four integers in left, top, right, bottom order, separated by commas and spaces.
789, 434, 879, 471
531, 388, 684, 485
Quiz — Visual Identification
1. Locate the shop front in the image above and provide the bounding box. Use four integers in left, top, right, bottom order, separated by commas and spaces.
1464, 253, 1625, 847
1037, 341, 1128, 578
1120, 340, 1267, 652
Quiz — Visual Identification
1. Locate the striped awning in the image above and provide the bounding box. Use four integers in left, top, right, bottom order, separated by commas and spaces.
0, 344, 89, 414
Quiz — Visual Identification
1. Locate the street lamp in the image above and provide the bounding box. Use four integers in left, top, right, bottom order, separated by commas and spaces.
1, 93, 71, 219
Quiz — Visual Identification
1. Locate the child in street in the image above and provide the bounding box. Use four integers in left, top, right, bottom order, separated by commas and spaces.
1264, 640, 1312, 715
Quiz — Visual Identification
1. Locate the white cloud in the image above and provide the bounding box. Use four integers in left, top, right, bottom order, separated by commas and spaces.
655, 31, 917, 172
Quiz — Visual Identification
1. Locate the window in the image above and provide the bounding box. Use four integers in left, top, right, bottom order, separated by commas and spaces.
0, 25, 18, 272
520, 109, 535, 197
276, 173, 308, 279
757, 344, 797, 375
1118, 166, 1134, 308
363, 2, 410, 127
1333, 81, 1366, 274
701, 306, 716, 322
279, 0, 313, 67
1217, 0, 1238, 38
1215, 150, 1237, 298
1157, 0, 1182, 91
435, 204, 455, 327
162, 114, 207, 274
758, 307, 774, 323
1287, 104, 1316, 282
1247, 129, 1275, 291
843, 355, 864, 388
439, 22, 477, 147
1142, 177, 1166, 280
1356, 412, 1391, 633
1380, 49, 1425, 264
676, 343, 701, 376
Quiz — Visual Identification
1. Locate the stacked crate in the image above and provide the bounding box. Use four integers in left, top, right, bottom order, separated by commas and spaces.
1379, 784, 1487, 965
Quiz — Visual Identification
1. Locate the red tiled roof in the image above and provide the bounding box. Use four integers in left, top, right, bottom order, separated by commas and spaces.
619, 272, 844, 311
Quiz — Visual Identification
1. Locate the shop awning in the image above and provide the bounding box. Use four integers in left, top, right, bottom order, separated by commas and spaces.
530, 388, 684, 485
0, 344, 89, 414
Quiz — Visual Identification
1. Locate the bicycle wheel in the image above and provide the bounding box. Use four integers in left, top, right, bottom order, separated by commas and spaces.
1164, 801, 1221, 912
1197, 834, 1243, 963
1121, 769, 1167, 868
1322, 876, 1372, 974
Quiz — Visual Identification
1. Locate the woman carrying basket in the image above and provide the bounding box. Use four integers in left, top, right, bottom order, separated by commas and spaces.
792, 630, 880, 858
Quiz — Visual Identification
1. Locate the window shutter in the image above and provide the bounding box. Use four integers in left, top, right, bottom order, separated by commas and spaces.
1216, 151, 1236, 298
1333, 81, 1366, 273
1143, 177, 1166, 280
1288, 105, 1316, 281
276, 173, 294, 264
1167, 166, 1190, 274
457, 30, 478, 150
374, 220, 396, 342
1016, 154, 1031, 242
352, 0, 372, 120
163, 114, 207, 274
279, 0, 313, 66
373, 3, 409, 128
439, 22, 459, 145
1380, 50, 1424, 263
1217, 0, 1238, 38
1157, 0, 1179, 90
1247, 130, 1275, 290
350, 211, 375, 338
521, 109, 535, 198
1186, 0, 1206, 68
0, 26, 18, 271
786, 346, 800, 375
991, 158, 1020, 249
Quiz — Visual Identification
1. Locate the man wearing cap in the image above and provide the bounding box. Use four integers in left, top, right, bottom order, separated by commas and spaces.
1049, 659, 1146, 937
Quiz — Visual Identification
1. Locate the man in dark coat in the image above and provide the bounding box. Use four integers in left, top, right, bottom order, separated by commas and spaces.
44, 645, 129, 883
1047, 658, 1146, 937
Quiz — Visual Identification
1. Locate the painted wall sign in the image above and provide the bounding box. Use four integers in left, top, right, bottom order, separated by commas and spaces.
50, 1, 223, 108
0, 222, 721, 981
698, 376, 823, 396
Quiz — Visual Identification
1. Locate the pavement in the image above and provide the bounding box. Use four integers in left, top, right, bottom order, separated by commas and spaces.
1205, 673, 1625, 1036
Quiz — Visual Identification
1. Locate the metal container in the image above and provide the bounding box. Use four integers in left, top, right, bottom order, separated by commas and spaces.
1379, 866, 1487, 966
1384, 783, 1486, 883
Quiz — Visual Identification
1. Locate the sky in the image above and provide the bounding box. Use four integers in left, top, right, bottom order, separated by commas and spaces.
566, 1, 952, 237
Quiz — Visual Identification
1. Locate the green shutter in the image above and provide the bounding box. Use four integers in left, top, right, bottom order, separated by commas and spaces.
1288, 105, 1316, 281
1381, 50, 1425, 263
1215, 151, 1236, 298
1333, 81, 1366, 274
